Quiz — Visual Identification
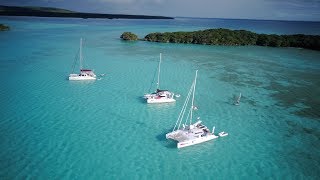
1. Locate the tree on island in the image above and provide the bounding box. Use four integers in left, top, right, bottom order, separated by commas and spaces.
141, 28, 320, 51
0, 24, 10, 31
120, 32, 138, 41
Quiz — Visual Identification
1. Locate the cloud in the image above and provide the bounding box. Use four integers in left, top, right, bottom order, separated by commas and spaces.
41, 0, 64, 2
264, 0, 320, 20
95, 0, 164, 5
73, 0, 320, 20
88, 0, 167, 15
265, 0, 320, 9
96, 0, 136, 4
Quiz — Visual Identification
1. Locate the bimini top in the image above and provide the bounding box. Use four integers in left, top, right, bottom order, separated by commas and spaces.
156, 89, 169, 92
81, 69, 93, 72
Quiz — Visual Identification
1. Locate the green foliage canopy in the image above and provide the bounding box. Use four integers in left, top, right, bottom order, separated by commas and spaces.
120, 32, 138, 41
0, 24, 10, 31
143, 28, 320, 51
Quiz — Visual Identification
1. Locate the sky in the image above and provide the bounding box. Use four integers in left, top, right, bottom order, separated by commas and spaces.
1, 0, 320, 21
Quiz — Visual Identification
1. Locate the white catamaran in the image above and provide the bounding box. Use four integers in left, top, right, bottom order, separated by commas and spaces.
166, 70, 227, 148
69, 38, 97, 81
144, 53, 175, 104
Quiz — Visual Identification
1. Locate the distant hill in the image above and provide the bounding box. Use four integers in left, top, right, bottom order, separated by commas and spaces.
0, 5, 174, 19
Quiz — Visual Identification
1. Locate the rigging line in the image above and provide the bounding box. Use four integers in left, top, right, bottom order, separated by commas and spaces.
148, 60, 159, 93
81, 50, 87, 69
81, 44, 90, 69
177, 81, 194, 130
174, 80, 194, 131
190, 70, 198, 125
184, 108, 192, 127
70, 48, 80, 73
157, 53, 161, 89
173, 80, 193, 131
176, 94, 190, 131
82, 54, 87, 69
80, 38, 89, 69
172, 81, 193, 131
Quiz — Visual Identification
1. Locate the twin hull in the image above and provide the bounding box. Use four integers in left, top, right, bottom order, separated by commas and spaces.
69, 74, 96, 81
147, 98, 176, 104
177, 135, 218, 148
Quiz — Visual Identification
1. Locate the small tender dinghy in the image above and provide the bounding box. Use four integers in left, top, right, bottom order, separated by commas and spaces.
234, 92, 241, 106
218, 131, 228, 137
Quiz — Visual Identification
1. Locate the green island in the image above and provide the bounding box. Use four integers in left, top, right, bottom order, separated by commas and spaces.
0, 5, 173, 19
0, 24, 9, 31
121, 28, 320, 51
120, 32, 139, 41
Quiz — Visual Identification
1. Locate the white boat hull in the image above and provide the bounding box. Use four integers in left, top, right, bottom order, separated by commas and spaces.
147, 98, 176, 104
69, 74, 96, 81
177, 134, 218, 148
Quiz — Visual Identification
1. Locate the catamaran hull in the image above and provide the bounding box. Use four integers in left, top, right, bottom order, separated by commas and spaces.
177, 135, 218, 148
147, 98, 176, 104
69, 76, 96, 81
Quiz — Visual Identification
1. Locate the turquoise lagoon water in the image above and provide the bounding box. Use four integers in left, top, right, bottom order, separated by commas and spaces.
0, 17, 320, 179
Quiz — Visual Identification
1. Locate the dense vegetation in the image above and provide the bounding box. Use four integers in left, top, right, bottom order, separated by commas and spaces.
0, 24, 9, 31
120, 32, 139, 41
143, 28, 320, 51
0, 5, 173, 19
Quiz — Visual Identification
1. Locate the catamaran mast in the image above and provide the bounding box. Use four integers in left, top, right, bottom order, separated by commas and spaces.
190, 70, 198, 125
80, 38, 83, 70
157, 53, 161, 89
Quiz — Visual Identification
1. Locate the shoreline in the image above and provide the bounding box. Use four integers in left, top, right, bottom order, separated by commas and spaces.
121, 29, 320, 51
